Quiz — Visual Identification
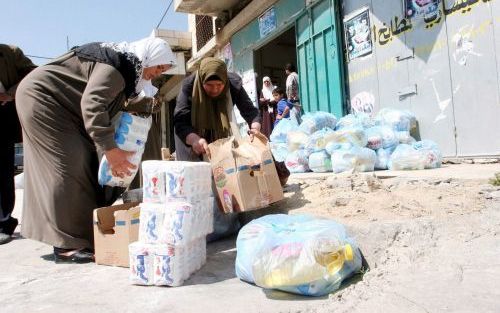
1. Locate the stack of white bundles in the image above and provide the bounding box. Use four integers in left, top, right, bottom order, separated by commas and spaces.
142, 161, 212, 203
153, 239, 207, 287
129, 160, 213, 287
98, 112, 152, 187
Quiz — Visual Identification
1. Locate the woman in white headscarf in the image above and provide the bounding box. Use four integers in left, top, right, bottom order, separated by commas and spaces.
16, 36, 176, 263
258, 76, 276, 138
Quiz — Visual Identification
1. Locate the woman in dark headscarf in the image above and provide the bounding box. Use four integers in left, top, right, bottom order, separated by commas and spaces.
173, 57, 261, 240
173, 57, 261, 161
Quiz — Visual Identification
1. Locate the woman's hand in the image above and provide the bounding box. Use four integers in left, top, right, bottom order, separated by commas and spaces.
248, 122, 262, 142
105, 148, 137, 178
186, 133, 209, 156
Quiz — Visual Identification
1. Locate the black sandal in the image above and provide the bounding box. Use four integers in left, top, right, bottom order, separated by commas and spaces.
53, 247, 95, 264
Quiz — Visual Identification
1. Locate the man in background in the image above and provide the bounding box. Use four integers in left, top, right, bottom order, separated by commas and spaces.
0, 44, 36, 244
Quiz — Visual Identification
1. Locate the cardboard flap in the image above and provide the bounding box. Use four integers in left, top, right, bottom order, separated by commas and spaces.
208, 136, 237, 168
94, 202, 140, 233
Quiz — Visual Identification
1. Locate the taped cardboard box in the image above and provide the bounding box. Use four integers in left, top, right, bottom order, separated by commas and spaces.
93, 202, 140, 267
208, 133, 284, 213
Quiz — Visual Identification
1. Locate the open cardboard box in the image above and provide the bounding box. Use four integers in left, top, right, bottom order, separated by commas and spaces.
208, 133, 284, 213
93, 202, 140, 267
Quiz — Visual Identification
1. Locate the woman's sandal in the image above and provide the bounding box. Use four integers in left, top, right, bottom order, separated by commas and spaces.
53, 247, 95, 264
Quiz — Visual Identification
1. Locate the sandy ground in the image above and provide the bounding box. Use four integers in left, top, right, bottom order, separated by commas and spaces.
1, 163, 500, 313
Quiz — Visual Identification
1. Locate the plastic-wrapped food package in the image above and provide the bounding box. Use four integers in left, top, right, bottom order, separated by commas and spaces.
299, 112, 337, 135
142, 161, 212, 203
305, 128, 335, 153
129, 242, 155, 286
413, 140, 442, 169
235, 214, 363, 297
270, 118, 299, 143
375, 108, 416, 132
308, 150, 333, 173
287, 131, 309, 152
153, 239, 207, 287
139, 200, 214, 245
365, 125, 398, 150
325, 127, 367, 148
335, 112, 373, 130
388, 144, 427, 170
98, 112, 152, 187
285, 149, 310, 173
270, 142, 289, 162
375, 145, 397, 170
330, 145, 377, 173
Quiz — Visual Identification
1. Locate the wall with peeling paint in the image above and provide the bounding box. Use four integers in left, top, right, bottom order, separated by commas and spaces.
342, 0, 500, 157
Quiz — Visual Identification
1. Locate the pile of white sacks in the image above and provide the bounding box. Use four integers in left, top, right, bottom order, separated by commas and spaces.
270, 108, 442, 173
128, 161, 213, 286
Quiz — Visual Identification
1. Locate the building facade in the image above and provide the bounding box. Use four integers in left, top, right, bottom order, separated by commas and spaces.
175, 0, 500, 157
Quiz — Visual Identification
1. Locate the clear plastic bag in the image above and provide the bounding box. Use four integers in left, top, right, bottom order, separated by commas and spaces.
299, 112, 337, 135
308, 150, 332, 173
330, 145, 377, 173
413, 140, 442, 169
270, 118, 299, 143
285, 149, 310, 173
306, 128, 335, 152
235, 214, 363, 297
388, 144, 427, 170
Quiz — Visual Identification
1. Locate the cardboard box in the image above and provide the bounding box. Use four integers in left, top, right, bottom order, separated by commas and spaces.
208, 133, 284, 213
93, 202, 140, 267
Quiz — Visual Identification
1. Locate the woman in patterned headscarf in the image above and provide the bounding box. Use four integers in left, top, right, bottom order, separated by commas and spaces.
174, 57, 261, 161
16, 36, 176, 263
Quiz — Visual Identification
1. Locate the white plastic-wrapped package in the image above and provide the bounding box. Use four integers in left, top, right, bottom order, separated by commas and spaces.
325, 127, 367, 147
413, 140, 442, 169
139, 200, 214, 245
335, 112, 373, 130
142, 161, 212, 203
365, 125, 398, 150
98, 112, 152, 187
129, 242, 155, 286
308, 150, 332, 173
388, 144, 427, 170
375, 146, 397, 170
287, 131, 309, 152
299, 112, 337, 135
330, 145, 377, 173
153, 239, 207, 287
270, 142, 289, 162
375, 108, 416, 132
270, 118, 299, 143
306, 128, 335, 153
285, 149, 310, 173
139, 203, 165, 243
159, 200, 214, 245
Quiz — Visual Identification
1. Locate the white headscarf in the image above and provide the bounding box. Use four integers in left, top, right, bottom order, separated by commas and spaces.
262, 76, 274, 100
102, 37, 177, 97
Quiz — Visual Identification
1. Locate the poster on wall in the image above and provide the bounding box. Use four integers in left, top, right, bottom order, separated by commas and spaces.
241, 70, 258, 108
344, 7, 373, 61
222, 43, 234, 72
258, 7, 277, 39
405, 0, 441, 21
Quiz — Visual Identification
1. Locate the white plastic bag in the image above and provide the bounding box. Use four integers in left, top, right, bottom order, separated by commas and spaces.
308, 150, 332, 173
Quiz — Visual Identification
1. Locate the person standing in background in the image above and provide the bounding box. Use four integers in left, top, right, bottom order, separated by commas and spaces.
258, 76, 276, 138
284, 63, 302, 124
0, 44, 36, 245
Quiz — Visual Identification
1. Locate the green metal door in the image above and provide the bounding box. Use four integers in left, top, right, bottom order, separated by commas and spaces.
296, 0, 345, 117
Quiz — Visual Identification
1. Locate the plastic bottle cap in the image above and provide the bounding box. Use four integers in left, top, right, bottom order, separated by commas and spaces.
344, 244, 354, 261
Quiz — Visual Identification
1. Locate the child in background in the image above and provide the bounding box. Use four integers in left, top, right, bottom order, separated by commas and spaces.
273, 87, 294, 126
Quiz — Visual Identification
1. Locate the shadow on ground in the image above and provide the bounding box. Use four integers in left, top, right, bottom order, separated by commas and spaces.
185, 236, 237, 285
